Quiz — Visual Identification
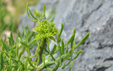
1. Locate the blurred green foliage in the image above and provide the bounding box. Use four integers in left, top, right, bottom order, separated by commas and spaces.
0, 0, 40, 36
0, 0, 16, 34
11, 0, 40, 22
0, 0, 40, 57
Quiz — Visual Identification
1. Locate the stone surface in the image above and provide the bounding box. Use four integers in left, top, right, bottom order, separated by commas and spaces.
19, 0, 113, 71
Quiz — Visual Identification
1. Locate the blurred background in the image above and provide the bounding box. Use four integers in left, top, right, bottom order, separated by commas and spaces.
0, 0, 39, 36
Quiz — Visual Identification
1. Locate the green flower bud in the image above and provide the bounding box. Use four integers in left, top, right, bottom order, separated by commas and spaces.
35, 20, 59, 40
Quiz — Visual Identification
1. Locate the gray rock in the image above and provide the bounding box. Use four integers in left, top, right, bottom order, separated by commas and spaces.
19, 0, 113, 71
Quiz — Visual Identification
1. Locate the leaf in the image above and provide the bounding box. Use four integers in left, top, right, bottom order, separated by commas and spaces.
65, 29, 76, 46
43, 4, 46, 19
16, 44, 19, 56
74, 32, 90, 50
61, 63, 65, 69
57, 37, 61, 43
58, 41, 62, 64
8, 32, 14, 46
9, 57, 11, 69
61, 40, 64, 54
66, 45, 68, 53
1, 39, 9, 52
24, 59, 28, 71
0, 51, 4, 70
73, 49, 83, 59
52, 61, 60, 71
11, 68, 15, 71
36, 48, 40, 65
33, 10, 41, 17
51, 44, 57, 54
73, 37, 76, 47
17, 30, 20, 37
26, 48, 31, 56
47, 44, 56, 61
50, 9, 57, 22
64, 34, 75, 46
28, 8, 37, 20
44, 46, 49, 53
18, 37, 28, 46
46, 67, 53, 71
58, 24, 63, 37
26, 2, 37, 22
18, 50, 23, 60
49, 36, 56, 42
69, 59, 75, 71
27, 57, 35, 68
42, 54, 45, 66
71, 29, 76, 48
24, 29, 28, 41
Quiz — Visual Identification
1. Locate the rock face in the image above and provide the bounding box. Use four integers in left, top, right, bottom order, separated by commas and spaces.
19, 0, 113, 71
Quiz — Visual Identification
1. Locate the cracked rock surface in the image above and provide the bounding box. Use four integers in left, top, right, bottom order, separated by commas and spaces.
19, 0, 113, 71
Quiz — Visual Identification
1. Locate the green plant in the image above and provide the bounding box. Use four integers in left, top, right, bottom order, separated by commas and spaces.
11, 0, 40, 23
0, 0, 17, 35
0, 3, 90, 71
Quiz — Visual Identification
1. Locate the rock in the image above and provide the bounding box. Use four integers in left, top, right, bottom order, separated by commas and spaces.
19, 0, 113, 71
54, 0, 113, 71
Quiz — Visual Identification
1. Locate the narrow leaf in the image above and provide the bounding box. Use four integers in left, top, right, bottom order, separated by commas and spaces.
71, 29, 76, 48
46, 67, 53, 71
69, 59, 75, 71
9, 57, 11, 69
58, 24, 63, 37
65, 33, 75, 46
27, 57, 35, 68
8, 32, 14, 46
44, 46, 49, 53
43, 4, 46, 19
16, 44, 19, 57
42, 54, 45, 66
28, 8, 37, 20
18, 50, 23, 60
18, 37, 28, 46
61, 63, 65, 69
36, 48, 40, 65
74, 32, 90, 50
61, 40, 64, 54
0, 51, 3, 70
52, 62, 59, 71
58, 43, 62, 64
49, 36, 56, 42
50, 9, 57, 22
26, 2, 37, 22
66, 45, 68, 53
24, 59, 28, 71
11, 68, 15, 71
73, 49, 83, 59
1, 39, 9, 52
51, 44, 57, 54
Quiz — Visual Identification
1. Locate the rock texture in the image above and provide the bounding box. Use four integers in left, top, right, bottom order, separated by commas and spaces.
19, 0, 113, 71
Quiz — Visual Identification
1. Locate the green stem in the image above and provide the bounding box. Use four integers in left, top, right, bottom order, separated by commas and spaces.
36, 49, 75, 70
35, 38, 46, 63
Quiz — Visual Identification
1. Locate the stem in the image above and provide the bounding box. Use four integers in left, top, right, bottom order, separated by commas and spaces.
35, 38, 46, 63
